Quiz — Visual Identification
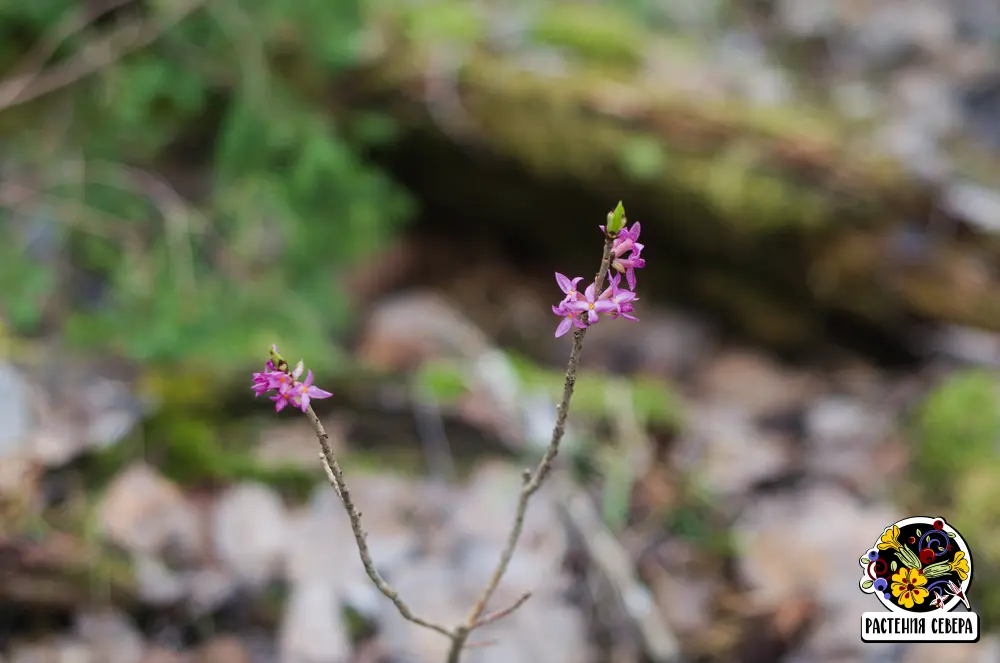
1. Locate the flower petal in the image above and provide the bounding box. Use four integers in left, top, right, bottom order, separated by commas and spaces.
584, 283, 596, 301
555, 272, 573, 293
292, 360, 304, 379
555, 317, 573, 337
307, 385, 333, 400
594, 300, 617, 313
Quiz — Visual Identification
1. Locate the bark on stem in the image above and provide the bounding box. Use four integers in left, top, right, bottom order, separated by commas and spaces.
444, 231, 618, 662
304, 404, 455, 640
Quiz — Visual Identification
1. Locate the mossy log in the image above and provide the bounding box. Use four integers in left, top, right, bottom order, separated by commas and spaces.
346, 8, 1000, 350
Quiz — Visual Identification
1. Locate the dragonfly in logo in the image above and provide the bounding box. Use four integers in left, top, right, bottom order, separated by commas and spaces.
946, 580, 971, 611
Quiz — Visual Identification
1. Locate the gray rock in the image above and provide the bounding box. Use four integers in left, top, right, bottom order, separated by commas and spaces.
7, 639, 92, 663
875, 118, 950, 180
943, 180, 1000, 236
854, 0, 956, 64
905, 636, 1000, 663
97, 462, 203, 560
673, 405, 791, 498
775, 0, 839, 38
891, 68, 961, 138
806, 396, 891, 445
283, 502, 364, 589
284, 476, 419, 590
580, 310, 715, 379
0, 363, 34, 461
357, 291, 492, 371
185, 568, 240, 615
376, 558, 467, 663
74, 610, 144, 663
804, 396, 898, 494
469, 598, 592, 663
134, 553, 188, 606
650, 572, 716, 636
734, 485, 901, 660
278, 581, 351, 663
952, 0, 1000, 42
212, 483, 289, 588
698, 349, 820, 417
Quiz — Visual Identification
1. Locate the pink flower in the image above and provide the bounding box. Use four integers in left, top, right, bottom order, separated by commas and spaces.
251, 358, 281, 396
552, 301, 587, 337
555, 272, 585, 303
251, 372, 271, 396
253, 355, 333, 413
291, 369, 333, 412
566, 283, 616, 324
611, 300, 639, 322
268, 369, 295, 397
612, 249, 645, 291
610, 222, 643, 257
271, 386, 294, 412
599, 273, 638, 319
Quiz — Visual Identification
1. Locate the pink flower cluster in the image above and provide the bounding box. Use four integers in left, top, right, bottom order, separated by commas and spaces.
552, 222, 645, 338
252, 345, 333, 412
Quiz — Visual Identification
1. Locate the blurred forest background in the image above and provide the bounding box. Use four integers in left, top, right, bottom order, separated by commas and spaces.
3, 0, 1000, 662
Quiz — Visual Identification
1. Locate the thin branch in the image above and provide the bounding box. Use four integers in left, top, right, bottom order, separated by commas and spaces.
303, 404, 455, 640
446, 231, 618, 662
0, 0, 206, 112
473, 591, 532, 628
0, 0, 138, 108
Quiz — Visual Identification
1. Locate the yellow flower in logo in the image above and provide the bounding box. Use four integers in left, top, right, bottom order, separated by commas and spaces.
878, 525, 902, 551
950, 551, 970, 581
891, 567, 929, 609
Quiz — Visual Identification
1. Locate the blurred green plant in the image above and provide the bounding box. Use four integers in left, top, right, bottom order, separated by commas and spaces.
0, 0, 412, 370
414, 352, 684, 429
911, 369, 1000, 625
911, 369, 1000, 490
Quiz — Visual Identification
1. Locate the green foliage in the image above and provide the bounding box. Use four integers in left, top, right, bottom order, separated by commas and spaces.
913, 371, 1000, 626
415, 353, 684, 429
390, 0, 484, 44
0, 0, 412, 371
528, 4, 645, 70
911, 369, 1000, 490
951, 460, 1000, 626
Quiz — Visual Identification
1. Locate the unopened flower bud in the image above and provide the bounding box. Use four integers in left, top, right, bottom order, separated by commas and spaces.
606, 201, 626, 235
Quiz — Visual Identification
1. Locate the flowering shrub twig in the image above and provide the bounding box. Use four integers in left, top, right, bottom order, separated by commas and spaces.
252, 202, 644, 662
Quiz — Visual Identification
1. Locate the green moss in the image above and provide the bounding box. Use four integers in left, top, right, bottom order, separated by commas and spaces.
414, 360, 469, 402
951, 461, 1000, 626
389, 0, 485, 44
664, 480, 734, 559
414, 354, 683, 429
84, 412, 319, 500
912, 370, 1000, 490
518, 356, 683, 428
446, 54, 861, 234
528, 4, 646, 70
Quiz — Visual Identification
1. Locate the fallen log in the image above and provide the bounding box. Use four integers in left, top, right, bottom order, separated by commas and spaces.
345, 6, 1000, 350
